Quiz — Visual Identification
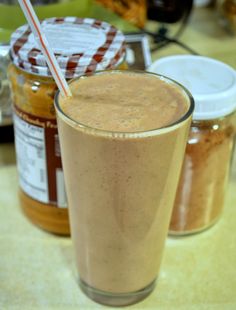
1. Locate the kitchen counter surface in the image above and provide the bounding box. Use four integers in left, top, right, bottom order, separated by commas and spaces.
1, 6, 236, 310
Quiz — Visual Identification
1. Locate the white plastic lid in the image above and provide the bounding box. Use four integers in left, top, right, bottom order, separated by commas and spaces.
148, 55, 236, 120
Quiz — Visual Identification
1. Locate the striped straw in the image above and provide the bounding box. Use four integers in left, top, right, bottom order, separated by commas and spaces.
18, 0, 72, 97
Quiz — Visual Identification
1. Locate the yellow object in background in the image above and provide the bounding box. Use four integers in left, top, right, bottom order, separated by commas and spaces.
218, 0, 236, 34
95, 0, 147, 28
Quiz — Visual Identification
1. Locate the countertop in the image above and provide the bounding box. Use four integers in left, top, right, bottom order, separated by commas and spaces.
1, 6, 236, 310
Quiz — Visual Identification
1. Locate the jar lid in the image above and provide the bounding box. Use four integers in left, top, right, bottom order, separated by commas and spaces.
148, 55, 236, 120
10, 17, 126, 78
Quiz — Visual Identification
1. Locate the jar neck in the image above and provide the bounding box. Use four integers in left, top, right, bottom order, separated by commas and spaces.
192, 111, 236, 131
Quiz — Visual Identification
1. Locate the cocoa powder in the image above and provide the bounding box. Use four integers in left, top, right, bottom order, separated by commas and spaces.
169, 114, 235, 235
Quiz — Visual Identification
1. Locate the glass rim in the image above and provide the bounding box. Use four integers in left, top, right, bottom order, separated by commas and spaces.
54, 70, 194, 138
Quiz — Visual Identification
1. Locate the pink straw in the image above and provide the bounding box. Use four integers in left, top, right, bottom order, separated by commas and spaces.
18, 0, 72, 97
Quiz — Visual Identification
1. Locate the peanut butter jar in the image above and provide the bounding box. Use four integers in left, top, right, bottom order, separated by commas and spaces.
149, 55, 236, 235
8, 17, 126, 235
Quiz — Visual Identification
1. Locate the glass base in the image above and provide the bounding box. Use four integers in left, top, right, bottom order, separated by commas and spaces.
79, 278, 156, 307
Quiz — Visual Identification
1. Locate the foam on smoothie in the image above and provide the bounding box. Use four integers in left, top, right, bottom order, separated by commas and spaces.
60, 72, 188, 132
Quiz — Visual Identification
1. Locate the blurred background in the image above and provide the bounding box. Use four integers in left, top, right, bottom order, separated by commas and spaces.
0, 2, 236, 308
1, 0, 236, 135
0, 0, 235, 42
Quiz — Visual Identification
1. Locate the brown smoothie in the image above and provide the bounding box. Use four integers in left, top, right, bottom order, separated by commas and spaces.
56, 71, 193, 295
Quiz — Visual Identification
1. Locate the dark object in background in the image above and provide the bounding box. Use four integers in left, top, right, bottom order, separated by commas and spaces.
0, 125, 14, 143
147, 0, 193, 23
146, 0, 197, 54
0, 43, 14, 143
125, 33, 152, 70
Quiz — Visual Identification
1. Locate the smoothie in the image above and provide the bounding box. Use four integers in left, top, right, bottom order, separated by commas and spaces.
55, 71, 194, 306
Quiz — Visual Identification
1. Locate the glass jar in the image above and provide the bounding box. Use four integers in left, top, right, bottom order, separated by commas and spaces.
9, 17, 126, 235
0, 44, 11, 126
170, 114, 235, 234
149, 55, 236, 235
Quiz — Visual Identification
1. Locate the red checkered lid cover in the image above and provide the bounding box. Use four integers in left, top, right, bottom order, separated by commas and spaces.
10, 17, 126, 78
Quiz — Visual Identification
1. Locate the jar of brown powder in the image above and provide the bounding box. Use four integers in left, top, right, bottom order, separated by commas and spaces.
9, 17, 126, 235
149, 55, 236, 235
